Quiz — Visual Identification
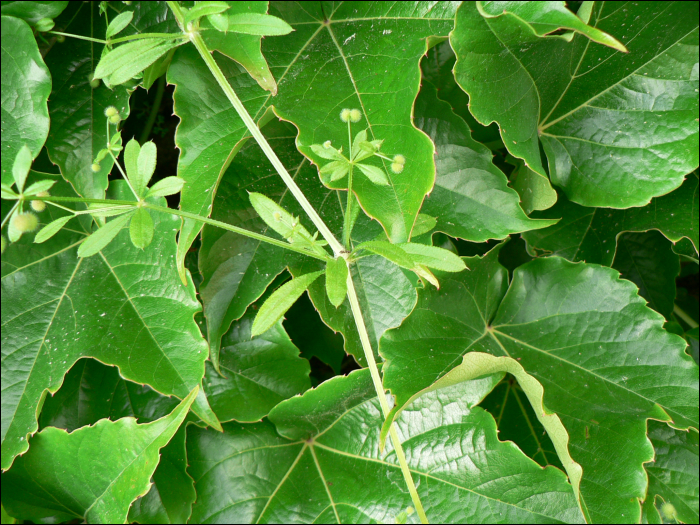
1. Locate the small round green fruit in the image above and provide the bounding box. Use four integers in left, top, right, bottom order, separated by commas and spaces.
12, 212, 39, 233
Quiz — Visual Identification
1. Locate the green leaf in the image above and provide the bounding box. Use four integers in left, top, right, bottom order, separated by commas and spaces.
105, 10, 133, 39
1, 504, 15, 524
37, 358, 195, 525
451, 1, 699, 208
0, 183, 18, 200
1, 179, 219, 470
478, 0, 626, 51
77, 212, 133, 258
381, 246, 698, 523
411, 213, 437, 238
309, 143, 345, 161
0, 1, 67, 25
168, 43, 271, 284
249, 191, 310, 240
523, 173, 700, 265
129, 207, 154, 250
1, 387, 197, 524
34, 215, 73, 244
22, 179, 55, 196
1, 16, 51, 186
145, 176, 185, 197
416, 84, 558, 242
398, 242, 467, 272
251, 270, 324, 337
187, 369, 584, 523
355, 240, 415, 269
644, 421, 699, 524
612, 231, 680, 320
183, 1, 231, 27
200, 2, 278, 94
268, 2, 458, 242
135, 140, 157, 195
355, 162, 389, 185
11, 145, 32, 192
94, 37, 184, 87
291, 253, 417, 367
204, 296, 311, 423
196, 123, 340, 371
381, 352, 585, 515
319, 159, 350, 181
511, 161, 558, 215
124, 137, 141, 192
43, 2, 131, 200
223, 12, 292, 36
325, 257, 348, 308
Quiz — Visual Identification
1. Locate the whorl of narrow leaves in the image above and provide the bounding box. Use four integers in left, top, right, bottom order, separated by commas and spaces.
251, 271, 324, 337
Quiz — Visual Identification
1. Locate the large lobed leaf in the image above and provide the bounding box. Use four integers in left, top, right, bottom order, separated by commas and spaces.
381, 246, 699, 523
267, 1, 458, 242
451, 1, 699, 208
187, 369, 583, 523
415, 83, 557, 242
523, 172, 700, 265
1, 178, 218, 470
1, 387, 197, 524
36, 358, 196, 524
1, 15, 52, 186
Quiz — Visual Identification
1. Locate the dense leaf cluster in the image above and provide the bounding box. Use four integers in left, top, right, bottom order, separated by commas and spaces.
1, 1, 698, 524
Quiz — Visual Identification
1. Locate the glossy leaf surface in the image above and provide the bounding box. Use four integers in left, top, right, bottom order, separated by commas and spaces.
187, 369, 583, 523
644, 421, 699, 524
416, 84, 557, 242
1, 388, 196, 524
204, 293, 310, 423
267, 2, 458, 242
37, 358, 196, 525
451, 1, 699, 208
43, 2, 131, 199
197, 124, 339, 370
0, 1, 68, 25
1, 180, 217, 470
523, 172, 700, 265
381, 247, 698, 523
1, 16, 51, 186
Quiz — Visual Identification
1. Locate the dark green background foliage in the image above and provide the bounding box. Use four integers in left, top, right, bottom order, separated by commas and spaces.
1, 1, 697, 524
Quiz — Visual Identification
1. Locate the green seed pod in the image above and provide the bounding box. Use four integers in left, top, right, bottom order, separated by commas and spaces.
91, 163, 101, 173
104, 106, 119, 118
340, 108, 352, 123
349, 109, 362, 123
391, 162, 404, 174
30, 191, 49, 212
109, 114, 121, 124
89, 75, 100, 89
12, 212, 39, 233
323, 140, 332, 149
1, 236, 6, 254
660, 502, 676, 520
56, 34, 65, 43
393, 154, 405, 165
35, 18, 55, 32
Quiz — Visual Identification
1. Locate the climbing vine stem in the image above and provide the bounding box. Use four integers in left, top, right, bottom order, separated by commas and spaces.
165, 2, 429, 521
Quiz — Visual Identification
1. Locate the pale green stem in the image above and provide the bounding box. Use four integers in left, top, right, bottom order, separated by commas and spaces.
45, 201, 77, 213
108, 149, 140, 200
167, 3, 427, 520
1, 201, 19, 229
48, 31, 106, 44
109, 32, 189, 44
167, 1, 343, 256
674, 305, 699, 328
144, 204, 330, 261
343, 119, 355, 248
345, 271, 428, 523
